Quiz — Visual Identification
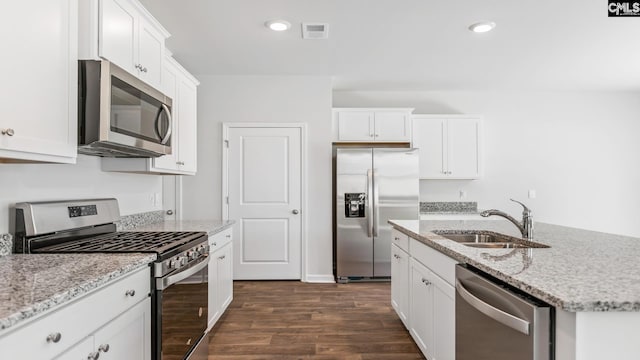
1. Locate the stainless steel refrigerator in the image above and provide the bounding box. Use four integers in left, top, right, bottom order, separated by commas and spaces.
335, 148, 419, 282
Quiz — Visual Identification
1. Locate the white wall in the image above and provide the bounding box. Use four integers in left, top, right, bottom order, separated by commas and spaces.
333, 90, 640, 237
0, 155, 162, 234
182, 75, 334, 280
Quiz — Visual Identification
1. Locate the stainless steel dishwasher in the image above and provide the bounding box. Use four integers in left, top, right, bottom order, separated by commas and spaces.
455, 264, 553, 360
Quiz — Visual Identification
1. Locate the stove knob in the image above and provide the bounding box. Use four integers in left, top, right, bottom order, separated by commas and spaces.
180, 256, 188, 266
168, 259, 176, 269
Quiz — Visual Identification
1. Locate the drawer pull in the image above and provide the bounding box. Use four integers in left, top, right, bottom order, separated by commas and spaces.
125, 289, 136, 297
422, 278, 431, 286
212, 242, 217, 246
394, 237, 400, 241
98, 344, 110, 353
218, 255, 226, 260
87, 352, 100, 360
46, 332, 62, 343
225, 234, 231, 238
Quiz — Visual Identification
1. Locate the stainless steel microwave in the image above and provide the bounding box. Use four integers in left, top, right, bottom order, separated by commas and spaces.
78, 60, 172, 157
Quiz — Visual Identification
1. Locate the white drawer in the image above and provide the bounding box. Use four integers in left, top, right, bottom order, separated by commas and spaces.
409, 238, 457, 286
0, 266, 151, 359
209, 227, 232, 251
391, 228, 409, 252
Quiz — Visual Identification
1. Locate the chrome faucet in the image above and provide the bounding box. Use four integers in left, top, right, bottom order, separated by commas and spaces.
480, 199, 534, 239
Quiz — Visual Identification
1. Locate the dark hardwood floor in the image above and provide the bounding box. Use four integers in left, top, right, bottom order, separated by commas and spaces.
208, 281, 425, 359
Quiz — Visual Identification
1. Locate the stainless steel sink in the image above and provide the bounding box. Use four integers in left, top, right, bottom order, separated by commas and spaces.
433, 230, 550, 249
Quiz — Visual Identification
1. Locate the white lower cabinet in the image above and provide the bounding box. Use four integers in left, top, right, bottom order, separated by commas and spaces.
391, 243, 410, 327
391, 233, 457, 360
0, 267, 151, 360
208, 228, 234, 329
409, 258, 455, 360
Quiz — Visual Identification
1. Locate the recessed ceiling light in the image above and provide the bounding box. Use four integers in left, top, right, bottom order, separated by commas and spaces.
265, 20, 291, 32
468, 21, 496, 33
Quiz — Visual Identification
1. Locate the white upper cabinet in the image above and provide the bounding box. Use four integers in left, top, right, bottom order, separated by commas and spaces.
102, 55, 200, 175
333, 108, 413, 142
412, 115, 482, 179
0, 0, 77, 164
79, 0, 169, 89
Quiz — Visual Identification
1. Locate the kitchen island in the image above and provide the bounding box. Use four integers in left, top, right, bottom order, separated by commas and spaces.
390, 219, 640, 360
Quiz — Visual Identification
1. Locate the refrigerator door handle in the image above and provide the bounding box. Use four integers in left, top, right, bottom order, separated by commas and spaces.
367, 169, 374, 238
373, 169, 379, 237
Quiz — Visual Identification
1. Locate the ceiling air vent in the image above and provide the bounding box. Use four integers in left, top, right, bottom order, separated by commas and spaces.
302, 23, 329, 39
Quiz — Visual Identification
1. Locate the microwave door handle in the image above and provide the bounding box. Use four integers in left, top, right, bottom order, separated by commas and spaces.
157, 104, 172, 145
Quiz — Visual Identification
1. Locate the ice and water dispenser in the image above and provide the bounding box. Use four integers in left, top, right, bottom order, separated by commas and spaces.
344, 193, 366, 218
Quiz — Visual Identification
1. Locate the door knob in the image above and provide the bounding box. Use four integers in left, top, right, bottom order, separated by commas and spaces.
292, 209, 299, 214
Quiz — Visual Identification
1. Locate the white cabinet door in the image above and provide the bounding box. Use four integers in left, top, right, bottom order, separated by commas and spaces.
100, 0, 136, 74
374, 112, 410, 141
409, 258, 434, 359
391, 244, 410, 327
432, 275, 455, 360
92, 297, 151, 360
337, 111, 374, 141
137, 18, 164, 88
447, 118, 480, 179
176, 77, 198, 173
216, 242, 234, 312
207, 245, 220, 327
152, 58, 179, 171
412, 115, 481, 179
0, 0, 77, 164
412, 118, 445, 178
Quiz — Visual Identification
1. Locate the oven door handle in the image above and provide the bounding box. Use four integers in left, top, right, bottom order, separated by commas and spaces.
156, 256, 208, 290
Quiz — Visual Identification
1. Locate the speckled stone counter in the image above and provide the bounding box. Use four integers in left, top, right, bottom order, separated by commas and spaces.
389, 219, 640, 312
0, 253, 155, 332
129, 220, 235, 236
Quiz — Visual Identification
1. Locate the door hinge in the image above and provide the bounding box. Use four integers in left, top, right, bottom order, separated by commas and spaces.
224, 139, 229, 148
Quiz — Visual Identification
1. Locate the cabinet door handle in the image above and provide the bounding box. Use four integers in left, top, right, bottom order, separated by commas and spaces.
125, 289, 136, 297
218, 255, 226, 260
1, 128, 15, 136
393, 254, 401, 259
225, 234, 231, 238
422, 278, 431, 286
87, 352, 100, 360
98, 344, 110, 353
394, 237, 400, 241
212, 242, 217, 246
46, 332, 62, 343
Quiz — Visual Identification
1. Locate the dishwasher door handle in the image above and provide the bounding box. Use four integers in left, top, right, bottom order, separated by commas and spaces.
456, 280, 530, 335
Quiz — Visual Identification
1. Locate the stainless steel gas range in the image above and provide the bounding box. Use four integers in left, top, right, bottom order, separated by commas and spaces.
12, 198, 209, 360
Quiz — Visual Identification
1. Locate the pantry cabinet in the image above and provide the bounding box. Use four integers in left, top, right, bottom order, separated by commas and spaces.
333, 108, 413, 142
102, 55, 199, 175
0, 0, 77, 164
207, 228, 234, 330
412, 115, 482, 179
79, 0, 169, 89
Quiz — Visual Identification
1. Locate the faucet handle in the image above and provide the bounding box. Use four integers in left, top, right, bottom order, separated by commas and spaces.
509, 199, 531, 214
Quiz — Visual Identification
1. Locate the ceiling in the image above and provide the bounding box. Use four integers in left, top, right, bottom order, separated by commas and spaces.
139, 0, 640, 91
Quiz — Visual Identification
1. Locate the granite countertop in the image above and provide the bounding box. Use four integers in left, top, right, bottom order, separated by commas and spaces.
0, 253, 155, 332
128, 220, 235, 236
389, 219, 640, 312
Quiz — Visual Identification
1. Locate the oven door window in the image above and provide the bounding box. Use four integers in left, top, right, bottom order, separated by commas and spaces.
110, 76, 171, 145
160, 264, 208, 359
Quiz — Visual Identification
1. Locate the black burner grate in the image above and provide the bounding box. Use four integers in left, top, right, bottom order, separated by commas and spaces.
37, 231, 204, 254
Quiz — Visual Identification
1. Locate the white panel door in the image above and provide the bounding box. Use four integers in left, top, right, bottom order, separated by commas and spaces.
409, 258, 435, 359
92, 298, 151, 360
176, 78, 198, 173
100, 0, 136, 74
412, 118, 446, 178
228, 127, 302, 279
137, 18, 163, 88
447, 118, 480, 178
391, 244, 409, 327
374, 112, 410, 141
337, 111, 374, 141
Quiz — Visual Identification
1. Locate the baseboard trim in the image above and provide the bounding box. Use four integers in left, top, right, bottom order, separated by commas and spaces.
304, 274, 336, 283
